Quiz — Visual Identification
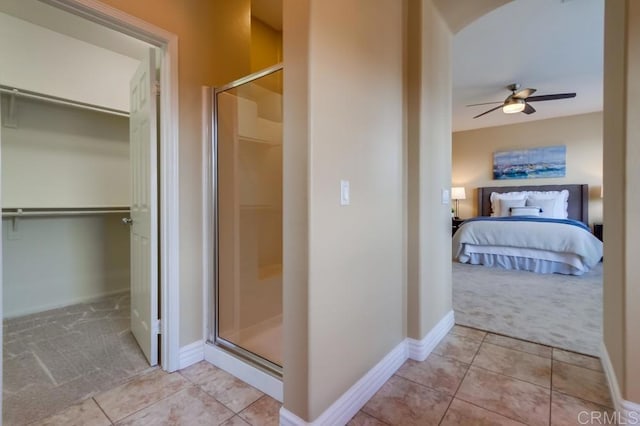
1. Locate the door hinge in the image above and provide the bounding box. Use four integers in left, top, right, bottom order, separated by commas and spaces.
153, 81, 161, 96
153, 319, 162, 335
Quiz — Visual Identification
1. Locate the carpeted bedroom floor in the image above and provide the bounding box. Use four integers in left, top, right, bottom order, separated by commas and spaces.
453, 261, 602, 356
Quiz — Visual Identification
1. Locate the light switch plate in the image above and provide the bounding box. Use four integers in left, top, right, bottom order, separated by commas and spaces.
340, 180, 350, 205
441, 189, 450, 204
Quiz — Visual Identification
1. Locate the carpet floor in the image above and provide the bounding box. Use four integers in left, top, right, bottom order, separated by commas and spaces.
453, 261, 603, 356
3, 292, 150, 425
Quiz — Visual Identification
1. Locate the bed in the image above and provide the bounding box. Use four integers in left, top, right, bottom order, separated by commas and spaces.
452, 184, 603, 275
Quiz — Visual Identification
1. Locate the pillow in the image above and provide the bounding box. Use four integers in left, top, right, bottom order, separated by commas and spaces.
526, 198, 557, 218
490, 191, 527, 217
510, 206, 541, 217
499, 198, 526, 217
526, 189, 569, 218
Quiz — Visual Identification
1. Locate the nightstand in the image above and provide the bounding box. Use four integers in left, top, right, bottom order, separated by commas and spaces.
593, 223, 603, 241
452, 218, 465, 236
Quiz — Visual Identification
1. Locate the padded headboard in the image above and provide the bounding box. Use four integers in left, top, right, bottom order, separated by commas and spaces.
477, 184, 589, 224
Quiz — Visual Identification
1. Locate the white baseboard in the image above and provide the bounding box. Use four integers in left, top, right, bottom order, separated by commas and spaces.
406, 310, 455, 361
600, 341, 640, 424
280, 409, 310, 426
280, 311, 454, 425
4, 287, 129, 320
280, 340, 407, 426
204, 342, 283, 402
179, 340, 204, 369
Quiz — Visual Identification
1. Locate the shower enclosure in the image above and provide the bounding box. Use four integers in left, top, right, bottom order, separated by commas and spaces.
212, 64, 283, 374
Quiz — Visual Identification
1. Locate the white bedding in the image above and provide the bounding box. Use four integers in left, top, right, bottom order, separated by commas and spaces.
452, 218, 603, 275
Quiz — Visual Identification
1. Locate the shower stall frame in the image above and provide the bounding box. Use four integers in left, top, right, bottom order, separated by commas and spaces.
209, 63, 284, 379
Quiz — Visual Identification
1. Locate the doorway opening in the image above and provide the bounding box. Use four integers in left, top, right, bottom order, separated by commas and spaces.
0, 0, 180, 423
450, 0, 604, 357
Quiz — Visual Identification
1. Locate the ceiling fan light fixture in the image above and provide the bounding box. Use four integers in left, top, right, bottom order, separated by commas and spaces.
470, 84, 577, 119
503, 98, 526, 114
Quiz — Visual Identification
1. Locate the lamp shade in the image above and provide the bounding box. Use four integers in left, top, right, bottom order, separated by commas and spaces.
451, 187, 466, 200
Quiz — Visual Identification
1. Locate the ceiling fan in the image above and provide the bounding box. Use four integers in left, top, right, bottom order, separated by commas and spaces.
468, 84, 577, 119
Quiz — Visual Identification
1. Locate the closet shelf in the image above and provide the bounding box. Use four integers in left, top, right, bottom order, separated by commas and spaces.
238, 135, 281, 146
239, 204, 281, 210
2, 207, 130, 218
258, 263, 282, 280
0, 85, 129, 118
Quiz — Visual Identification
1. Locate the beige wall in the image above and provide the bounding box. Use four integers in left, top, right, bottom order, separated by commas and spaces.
282, 0, 310, 418
624, 0, 640, 401
306, 0, 405, 418
603, 0, 640, 403
602, 0, 625, 400
251, 17, 282, 73
284, 0, 405, 420
97, 0, 253, 346
452, 112, 603, 224
406, 0, 453, 340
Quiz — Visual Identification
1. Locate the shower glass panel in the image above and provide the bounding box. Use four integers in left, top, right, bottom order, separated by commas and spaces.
215, 65, 283, 372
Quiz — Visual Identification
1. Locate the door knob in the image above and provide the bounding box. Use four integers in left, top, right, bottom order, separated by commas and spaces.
122, 217, 133, 225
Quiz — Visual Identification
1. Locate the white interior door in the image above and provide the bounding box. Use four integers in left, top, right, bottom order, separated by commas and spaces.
129, 48, 158, 365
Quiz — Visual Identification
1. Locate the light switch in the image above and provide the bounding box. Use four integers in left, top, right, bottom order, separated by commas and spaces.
441, 189, 450, 205
340, 180, 350, 205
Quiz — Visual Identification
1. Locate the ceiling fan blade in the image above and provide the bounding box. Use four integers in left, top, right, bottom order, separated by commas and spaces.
513, 88, 536, 99
473, 105, 503, 119
526, 93, 577, 102
523, 103, 536, 115
466, 101, 503, 107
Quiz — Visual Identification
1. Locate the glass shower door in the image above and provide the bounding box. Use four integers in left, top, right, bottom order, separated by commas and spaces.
214, 65, 283, 373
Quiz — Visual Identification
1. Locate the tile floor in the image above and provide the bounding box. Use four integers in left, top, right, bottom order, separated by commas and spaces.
32, 362, 281, 426
28, 325, 613, 426
3, 293, 149, 425
355, 325, 614, 426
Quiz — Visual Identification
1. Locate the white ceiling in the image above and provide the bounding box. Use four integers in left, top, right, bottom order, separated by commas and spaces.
452, 0, 604, 132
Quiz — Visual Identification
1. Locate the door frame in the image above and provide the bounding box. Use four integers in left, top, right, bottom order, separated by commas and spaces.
12, 0, 180, 371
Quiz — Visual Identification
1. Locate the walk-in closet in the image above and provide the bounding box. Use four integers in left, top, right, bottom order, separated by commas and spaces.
1, 4, 156, 424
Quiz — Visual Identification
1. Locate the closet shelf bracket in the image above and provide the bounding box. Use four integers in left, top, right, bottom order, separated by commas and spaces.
9, 209, 22, 238
3, 90, 18, 129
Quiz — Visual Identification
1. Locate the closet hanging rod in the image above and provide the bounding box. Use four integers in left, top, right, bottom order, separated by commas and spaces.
0, 85, 130, 118
2, 207, 130, 218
